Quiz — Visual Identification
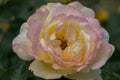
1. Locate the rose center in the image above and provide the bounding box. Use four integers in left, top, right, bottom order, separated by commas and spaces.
59, 39, 68, 50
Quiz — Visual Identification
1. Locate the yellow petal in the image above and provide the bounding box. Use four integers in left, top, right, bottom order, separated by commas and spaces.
65, 69, 102, 80
29, 60, 62, 79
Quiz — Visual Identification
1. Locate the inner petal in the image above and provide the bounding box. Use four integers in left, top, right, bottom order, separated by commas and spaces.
54, 47, 62, 55
56, 21, 68, 41
66, 40, 82, 57
66, 23, 76, 42
50, 39, 61, 47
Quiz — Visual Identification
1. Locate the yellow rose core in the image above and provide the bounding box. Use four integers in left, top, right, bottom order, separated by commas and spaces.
40, 19, 95, 64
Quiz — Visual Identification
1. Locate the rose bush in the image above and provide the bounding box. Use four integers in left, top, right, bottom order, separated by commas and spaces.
12, 1, 115, 80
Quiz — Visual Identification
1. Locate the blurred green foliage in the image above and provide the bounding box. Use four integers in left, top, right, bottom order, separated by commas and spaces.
0, 0, 120, 80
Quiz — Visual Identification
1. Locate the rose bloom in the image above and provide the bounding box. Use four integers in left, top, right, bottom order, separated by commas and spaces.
12, 1, 114, 80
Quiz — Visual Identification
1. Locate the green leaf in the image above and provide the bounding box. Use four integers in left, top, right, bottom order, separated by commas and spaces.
102, 70, 120, 80
103, 61, 120, 74
0, 61, 28, 80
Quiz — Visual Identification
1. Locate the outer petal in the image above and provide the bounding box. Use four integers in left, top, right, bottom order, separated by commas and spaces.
87, 18, 101, 29
102, 28, 109, 41
90, 42, 115, 70
68, 1, 83, 10
69, 1, 95, 18
40, 3, 62, 11
80, 7, 95, 18
12, 23, 33, 61
29, 60, 62, 79
27, 8, 49, 41
65, 69, 102, 80
46, 4, 82, 22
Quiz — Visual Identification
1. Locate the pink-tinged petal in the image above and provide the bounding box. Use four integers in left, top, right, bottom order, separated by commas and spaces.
40, 39, 53, 54
64, 15, 89, 27
69, 1, 95, 18
29, 60, 62, 79
65, 69, 102, 80
12, 23, 33, 61
68, 1, 83, 10
86, 18, 103, 40
27, 8, 49, 41
80, 7, 95, 18
87, 18, 101, 28
56, 22, 64, 32
102, 28, 109, 41
30, 23, 49, 59
27, 8, 48, 27
46, 4, 82, 22
90, 42, 115, 70
86, 18, 102, 40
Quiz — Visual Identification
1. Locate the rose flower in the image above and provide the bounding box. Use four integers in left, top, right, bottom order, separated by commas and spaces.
12, 1, 114, 80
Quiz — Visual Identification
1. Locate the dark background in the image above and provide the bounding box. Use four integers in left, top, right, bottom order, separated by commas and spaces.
0, 0, 120, 80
